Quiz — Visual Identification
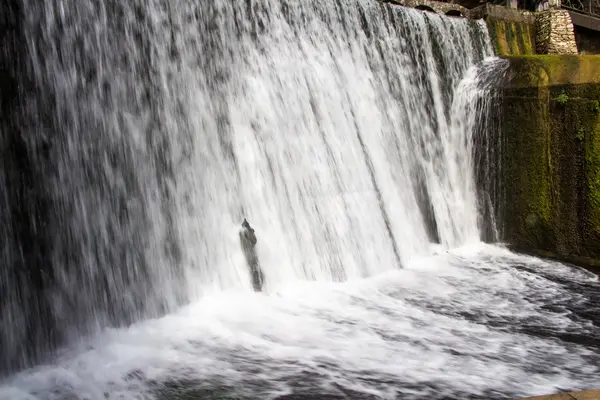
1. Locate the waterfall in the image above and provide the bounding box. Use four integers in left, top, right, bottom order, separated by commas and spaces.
450, 57, 510, 242
0, 0, 499, 374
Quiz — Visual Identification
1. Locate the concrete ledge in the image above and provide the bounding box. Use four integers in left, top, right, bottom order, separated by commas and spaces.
569, 10, 600, 32
383, 0, 537, 21
503, 55, 600, 87
518, 389, 600, 400
471, 3, 536, 23
383, 0, 469, 17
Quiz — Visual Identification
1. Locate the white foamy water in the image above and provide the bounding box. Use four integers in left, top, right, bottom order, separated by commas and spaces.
3, 0, 499, 366
1, 244, 599, 400
174, 0, 495, 293
3, 0, 599, 398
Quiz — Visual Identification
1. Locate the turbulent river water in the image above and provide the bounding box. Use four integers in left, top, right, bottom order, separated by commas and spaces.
1, 0, 600, 398
2, 244, 600, 400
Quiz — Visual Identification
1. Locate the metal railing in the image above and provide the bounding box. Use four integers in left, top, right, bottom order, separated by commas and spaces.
562, 0, 600, 17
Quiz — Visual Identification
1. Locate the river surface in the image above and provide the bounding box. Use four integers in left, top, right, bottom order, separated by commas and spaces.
2, 243, 599, 400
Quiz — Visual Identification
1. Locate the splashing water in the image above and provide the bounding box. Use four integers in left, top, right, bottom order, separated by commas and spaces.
2, 244, 600, 400
1, 0, 599, 399
2, 0, 495, 363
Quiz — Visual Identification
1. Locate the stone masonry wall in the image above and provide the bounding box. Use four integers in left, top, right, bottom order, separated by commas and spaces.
383, 0, 580, 56
536, 10, 579, 54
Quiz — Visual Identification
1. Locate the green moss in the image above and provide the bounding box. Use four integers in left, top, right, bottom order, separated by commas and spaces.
505, 55, 600, 88
514, 23, 528, 55
585, 108, 600, 234
524, 25, 534, 54
535, 110, 553, 228
506, 23, 515, 55
503, 55, 600, 261
503, 93, 554, 249
486, 18, 535, 56
488, 19, 508, 56
556, 91, 569, 105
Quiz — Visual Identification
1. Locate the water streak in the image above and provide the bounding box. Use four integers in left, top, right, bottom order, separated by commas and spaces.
2, 0, 498, 374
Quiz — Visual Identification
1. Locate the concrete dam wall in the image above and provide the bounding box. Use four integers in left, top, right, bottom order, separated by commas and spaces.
502, 55, 600, 270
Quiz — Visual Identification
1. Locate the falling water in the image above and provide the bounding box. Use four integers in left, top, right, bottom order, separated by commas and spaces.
2, 0, 499, 373
450, 57, 510, 242
168, 0, 495, 291
2, 0, 600, 398
4, 2, 598, 400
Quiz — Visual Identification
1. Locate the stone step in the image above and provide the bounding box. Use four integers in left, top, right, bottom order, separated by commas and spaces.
519, 389, 600, 400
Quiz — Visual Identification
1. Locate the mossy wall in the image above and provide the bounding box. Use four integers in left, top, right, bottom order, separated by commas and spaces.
503, 55, 600, 266
487, 17, 536, 56
506, 55, 600, 86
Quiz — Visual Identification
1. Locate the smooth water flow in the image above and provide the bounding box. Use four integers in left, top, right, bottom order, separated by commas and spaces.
1, 0, 599, 399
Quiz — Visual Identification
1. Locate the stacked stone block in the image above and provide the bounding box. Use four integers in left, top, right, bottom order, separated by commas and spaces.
535, 10, 579, 54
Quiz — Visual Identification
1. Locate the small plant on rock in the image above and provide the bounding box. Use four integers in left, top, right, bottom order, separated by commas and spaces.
556, 91, 569, 106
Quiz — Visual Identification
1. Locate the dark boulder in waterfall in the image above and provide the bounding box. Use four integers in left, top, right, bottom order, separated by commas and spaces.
240, 219, 264, 291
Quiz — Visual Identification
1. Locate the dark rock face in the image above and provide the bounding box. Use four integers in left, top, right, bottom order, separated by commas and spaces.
240, 220, 264, 291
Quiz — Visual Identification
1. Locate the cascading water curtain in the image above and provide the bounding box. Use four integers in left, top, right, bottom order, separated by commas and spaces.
0, 0, 505, 375
450, 58, 510, 243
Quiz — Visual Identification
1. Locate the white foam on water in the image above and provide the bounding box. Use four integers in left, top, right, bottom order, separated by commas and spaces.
5, 0, 499, 360
2, 244, 599, 400
3, 0, 599, 398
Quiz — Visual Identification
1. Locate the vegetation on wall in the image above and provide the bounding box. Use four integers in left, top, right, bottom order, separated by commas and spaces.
487, 17, 535, 55
503, 55, 600, 265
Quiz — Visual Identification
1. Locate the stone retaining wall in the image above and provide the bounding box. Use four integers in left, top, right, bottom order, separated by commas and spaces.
502, 55, 600, 268
520, 389, 600, 399
383, 0, 579, 55
536, 10, 579, 54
